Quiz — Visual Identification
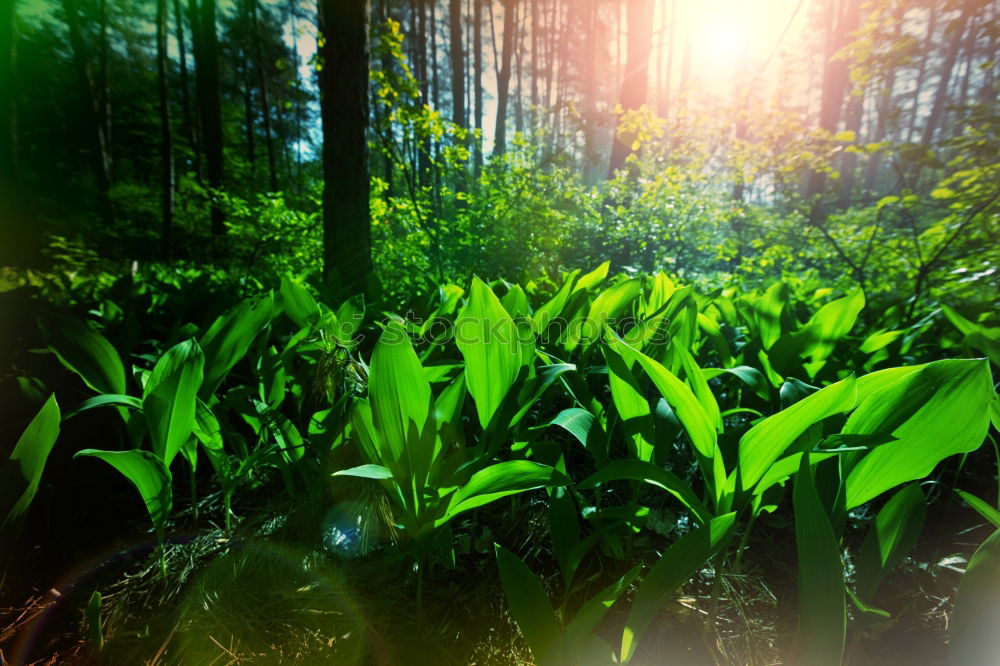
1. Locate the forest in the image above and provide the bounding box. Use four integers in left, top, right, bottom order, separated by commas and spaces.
0, 0, 998, 663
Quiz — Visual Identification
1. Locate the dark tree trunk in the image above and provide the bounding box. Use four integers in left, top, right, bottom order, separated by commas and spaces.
251, 0, 278, 191
473, 0, 483, 172
318, 0, 372, 294
62, 0, 114, 224
0, 0, 15, 176
174, 0, 201, 181
906, 2, 937, 142
608, 0, 654, 176
493, 0, 516, 157
157, 0, 174, 257
920, 3, 971, 147
194, 0, 226, 234
448, 0, 466, 129
806, 0, 861, 219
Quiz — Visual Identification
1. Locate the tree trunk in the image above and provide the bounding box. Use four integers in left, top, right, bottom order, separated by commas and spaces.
251, 0, 278, 192
906, 1, 937, 142
493, 0, 516, 158
0, 0, 15, 176
806, 0, 861, 218
318, 0, 372, 294
608, 0, 654, 176
157, 0, 174, 257
473, 0, 483, 172
174, 0, 201, 182
194, 0, 226, 234
448, 0, 466, 129
61, 0, 114, 224
920, 2, 971, 147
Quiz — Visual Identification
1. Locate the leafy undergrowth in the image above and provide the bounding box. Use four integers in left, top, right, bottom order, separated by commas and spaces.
2, 265, 998, 664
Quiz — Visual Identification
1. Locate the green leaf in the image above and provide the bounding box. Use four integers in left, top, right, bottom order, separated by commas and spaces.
279, 275, 321, 329
369, 323, 435, 490
143, 339, 204, 467
855, 483, 926, 603
739, 376, 857, 491
199, 294, 276, 399
64, 394, 142, 420
620, 512, 736, 662
956, 490, 1000, 529
74, 449, 172, 536
607, 332, 718, 461
579, 459, 712, 525
950, 528, 1000, 665
843, 359, 993, 508
332, 464, 394, 480
495, 544, 563, 666
604, 345, 655, 461
1, 395, 61, 580
755, 282, 790, 350
40, 312, 125, 395
456, 277, 530, 428
564, 564, 643, 650
443, 461, 567, 522
793, 452, 845, 666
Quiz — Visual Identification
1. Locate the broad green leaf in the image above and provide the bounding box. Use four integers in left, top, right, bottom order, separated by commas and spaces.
495, 544, 563, 666
793, 452, 845, 666
956, 490, 1000, 529
607, 332, 717, 461
797, 288, 866, 365
199, 294, 276, 399
673, 343, 721, 431
579, 459, 712, 525
855, 483, 926, 602
950, 528, 1000, 665
369, 323, 434, 488
604, 345, 655, 461
859, 329, 904, 354
568, 279, 642, 350
532, 269, 579, 331
254, 400, 305, 464
279, 275, 321, 329
1, 395, 61, 579
456, 277, 528, 428
739, 376, 857, 491
564, 564, 643, 649
191, 399, 223, 452
74, 449, 172, 536
620, 512, 736, 662
702, 366, 769, 401
64, 394, 142, 420
143, 339, 204, 467
40, 312, 125, 395
332, 464, 394, 480
501, 283, 531, 318
573, 261, 610, 292
755, 282, 789, 350
443, 461, 567, 521
844, 359, 993, 508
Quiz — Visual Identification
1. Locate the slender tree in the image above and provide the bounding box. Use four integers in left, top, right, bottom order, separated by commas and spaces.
61, 0, 114, 223
157, 0, 174, 256
448, 0, 465, 129
194, 0, 226, 234
473, 0, 483, 171
174, 0, 200, 181
318, 0, 372, 293
608, 0, 654, 176
493, 0, 516, 157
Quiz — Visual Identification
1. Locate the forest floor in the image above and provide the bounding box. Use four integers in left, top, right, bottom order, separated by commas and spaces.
1, 455, 993, 666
